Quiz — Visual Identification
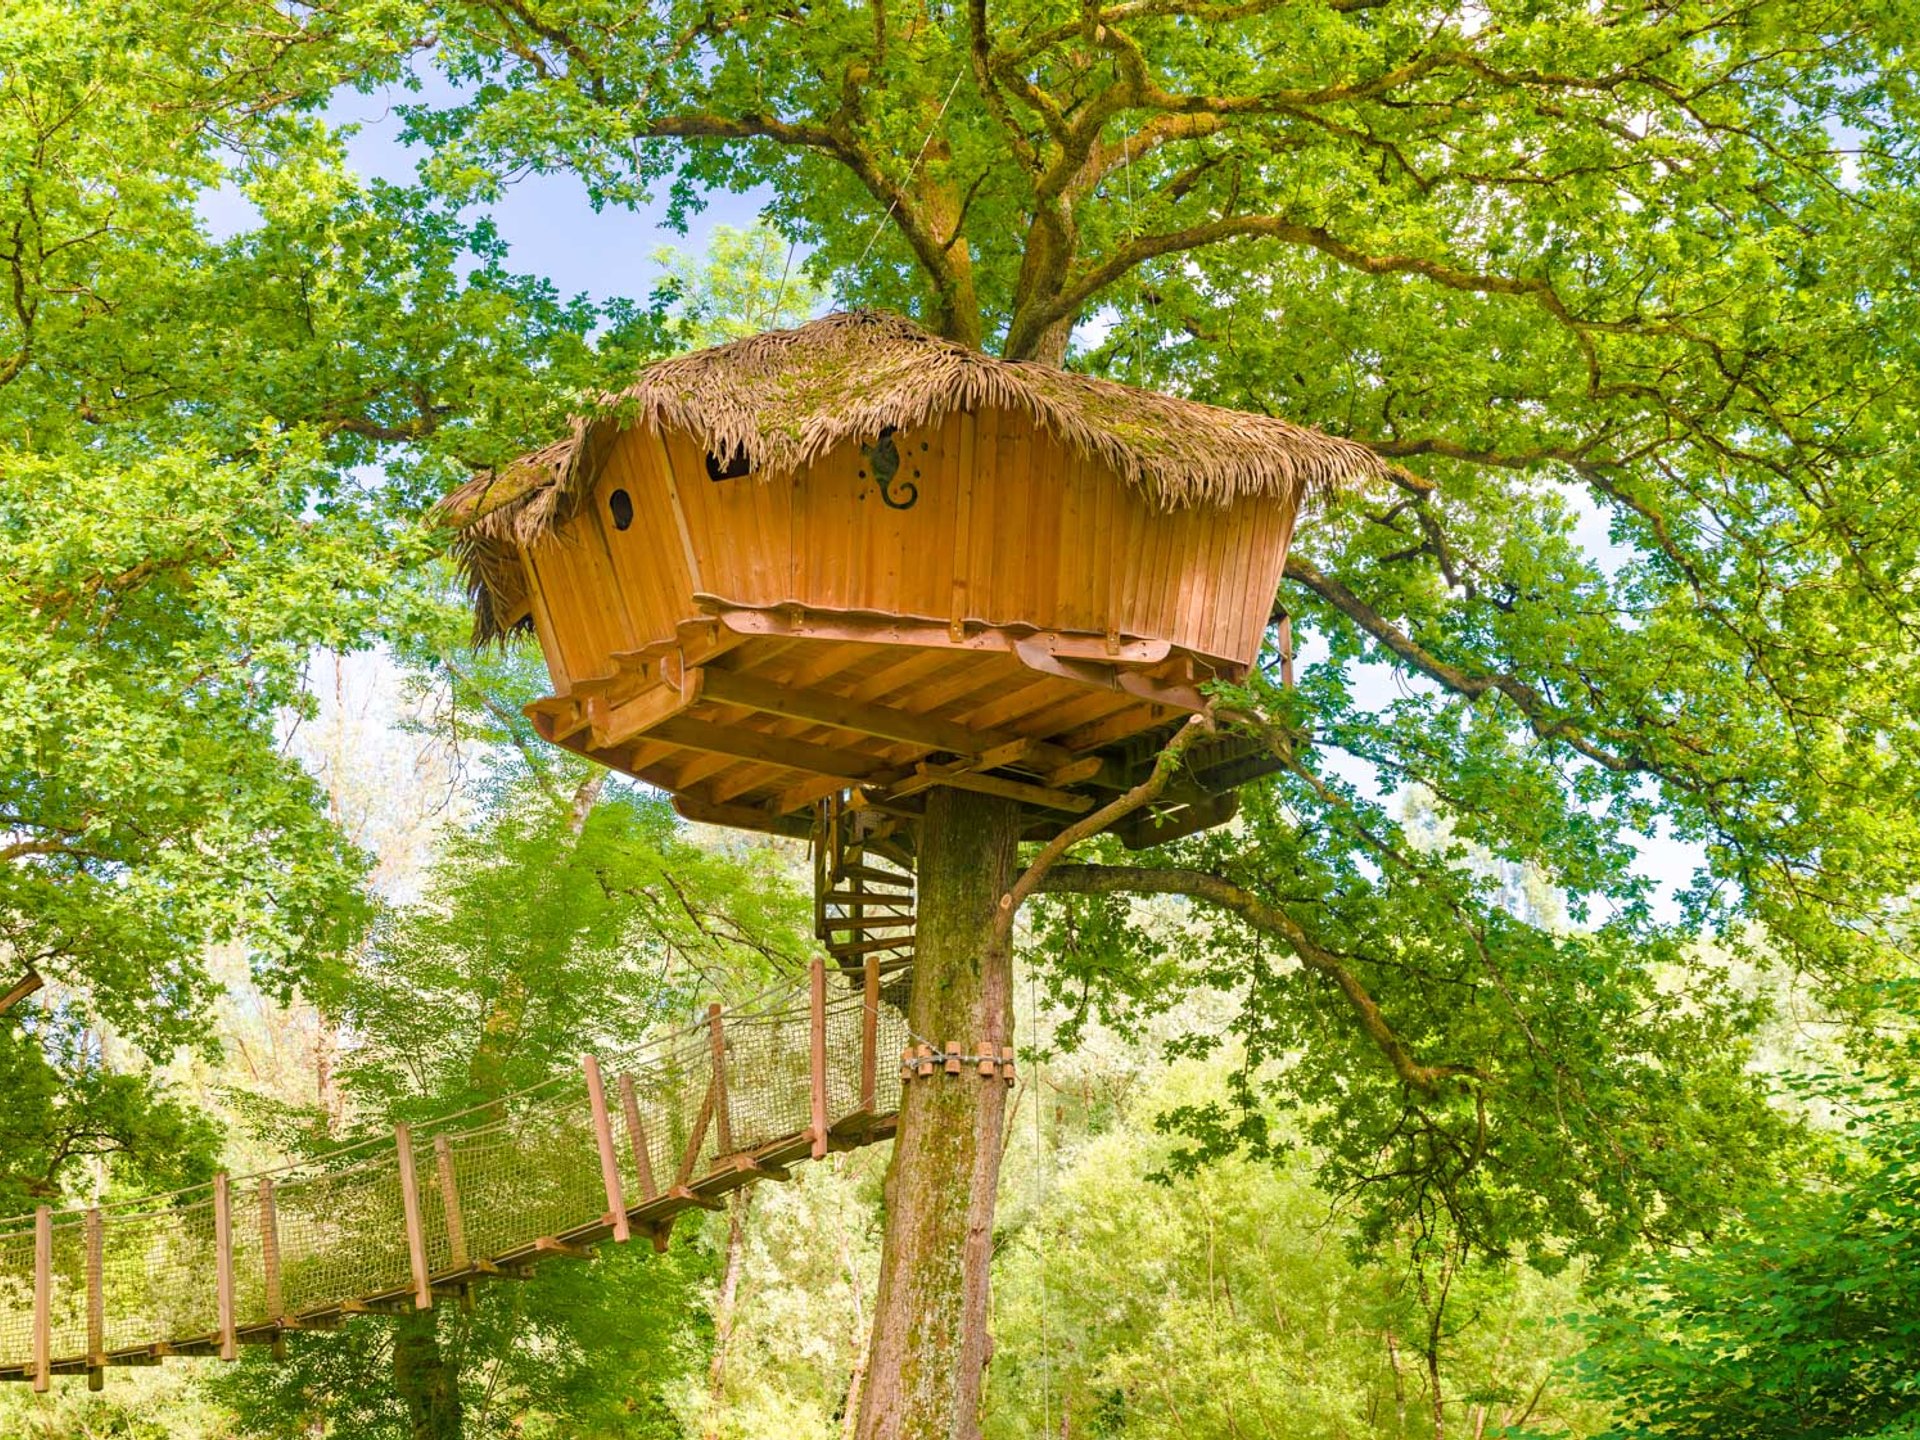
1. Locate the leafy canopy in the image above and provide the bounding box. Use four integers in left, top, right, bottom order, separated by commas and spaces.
0, 0, 663, 1202
376, 0, 1920, 1261
1576, 1054, 1920, 1440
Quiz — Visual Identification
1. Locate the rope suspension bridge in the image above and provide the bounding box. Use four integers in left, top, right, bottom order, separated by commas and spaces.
0, 940, 1000, 1392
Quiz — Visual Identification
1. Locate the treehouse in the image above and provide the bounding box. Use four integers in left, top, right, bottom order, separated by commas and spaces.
443, 311, 1377, 871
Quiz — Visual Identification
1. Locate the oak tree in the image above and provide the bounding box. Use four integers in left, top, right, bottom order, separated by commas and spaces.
398, 1, 1920, 1433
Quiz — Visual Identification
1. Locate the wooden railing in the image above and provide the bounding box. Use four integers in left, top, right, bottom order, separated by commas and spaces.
0, 960, 907, 1390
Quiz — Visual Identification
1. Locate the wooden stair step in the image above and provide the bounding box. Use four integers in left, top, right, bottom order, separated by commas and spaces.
832, 864, 914, 889
819, 891, 915, 908
828, 933, 917, 956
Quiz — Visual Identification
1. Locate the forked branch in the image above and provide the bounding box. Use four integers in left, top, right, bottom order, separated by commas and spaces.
993, 712, 1214, 943
1035, 863, 1481, 1095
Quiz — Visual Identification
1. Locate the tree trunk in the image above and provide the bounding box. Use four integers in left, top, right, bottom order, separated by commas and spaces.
855, 787, 1021, 1440
704, 1188, 754, 1438
393, 1309, 462, 1440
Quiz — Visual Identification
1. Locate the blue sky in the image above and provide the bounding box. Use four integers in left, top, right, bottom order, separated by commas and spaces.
334, 75, 772, 306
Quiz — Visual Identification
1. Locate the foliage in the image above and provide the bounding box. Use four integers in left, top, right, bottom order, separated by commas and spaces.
1575, 1062, 1920, 1440
382, 0, 1920, 1273
670, 1154, 890, 1438
318, 776, 814, 1123
0, 1362, 246, 1439
1031, 786, 1794, 1265
0, 0, 661, 1204
214, 1237, 713, 1440
212, 770, 816, 1437
0, 1009, 221, 1216
652, 224, 825, 348
6, 0, 1920, 1429
985, 1054, 1603, 1439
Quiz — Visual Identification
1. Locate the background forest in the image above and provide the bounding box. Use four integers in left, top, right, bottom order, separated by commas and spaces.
4, 0, 1920, 1436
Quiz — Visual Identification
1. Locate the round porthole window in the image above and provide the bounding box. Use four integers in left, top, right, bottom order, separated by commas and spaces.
608, 488, 635, 531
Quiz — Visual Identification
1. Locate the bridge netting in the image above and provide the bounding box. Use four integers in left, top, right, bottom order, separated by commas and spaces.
0, 964, 910, 1384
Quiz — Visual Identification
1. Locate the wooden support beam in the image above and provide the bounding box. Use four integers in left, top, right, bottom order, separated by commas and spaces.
588, 667, 705, 751
533, 1236, 590, 1260
583, 1056, 630, 1243
213, 1174, 237, 1361
699, 665, 1071, 767
778, 771, 872, 816
671, 792, 814, 839
338, 1297, 412, 1316
697, 1154, 793, 1191
883, 762, 1095, 814
394, 1125, 432, 1312
709, 758, 800, 806
860, 955, 880, 1116
257, 1179, 283, 1329
708, 1003, 733, 1156
32, 1206, 50, 1392
467, 1259, 531, 1281
432, 1135, 468, 1273
624, 738, 681, 774
524, 695, 590, 743
1058, 701, 1181, 754
674, 1083, 716, 1188
1044, 755, 1108, 788
651, 716, 890, 786
809, 960, 830, 1161
84, 1207, 103, 1390
619, 1074, 658, 1203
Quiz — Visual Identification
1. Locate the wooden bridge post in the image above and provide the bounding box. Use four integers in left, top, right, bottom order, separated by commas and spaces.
618, 1074, 658, 1202
394, 1125, 432, 1311
85, 1206, 103, 1390
810, 958, 830, 1160
584, 1056, 630, 1242
258, 1178, 283, 1323
860, 954, 879, 1115
31, 1205, 49, 1392
213, 1173, 237, 1361
432, 1134, 468, 1272
707, 1003, 732, 1155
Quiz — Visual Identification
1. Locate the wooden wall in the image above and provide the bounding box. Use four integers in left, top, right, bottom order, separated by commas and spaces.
518, 408, 1295, 696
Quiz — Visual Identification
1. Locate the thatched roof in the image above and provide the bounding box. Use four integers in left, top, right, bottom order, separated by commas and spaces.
443, 310, 1381, 640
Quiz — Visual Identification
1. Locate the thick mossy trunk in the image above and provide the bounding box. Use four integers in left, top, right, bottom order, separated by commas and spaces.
856, 788, 1021, 1440
393, 1308, 462, 1440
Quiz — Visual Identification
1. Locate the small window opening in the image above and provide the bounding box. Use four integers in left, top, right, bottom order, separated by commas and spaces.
706, 448, 752, 482
608, 488, 635, 530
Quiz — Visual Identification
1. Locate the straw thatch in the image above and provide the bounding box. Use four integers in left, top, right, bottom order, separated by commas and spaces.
443, 310, 1381, 640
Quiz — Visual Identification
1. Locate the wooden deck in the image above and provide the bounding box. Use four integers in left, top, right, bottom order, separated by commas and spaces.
527, 600, 1270, 847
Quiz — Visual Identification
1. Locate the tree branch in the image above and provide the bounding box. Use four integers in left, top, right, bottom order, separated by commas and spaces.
994, 713, 1213, 943
1036, 863, 1479, 1095
1281, 555, 1647, 774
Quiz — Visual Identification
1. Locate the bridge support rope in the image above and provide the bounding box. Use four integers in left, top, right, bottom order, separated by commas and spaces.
0, 961, 912, 1387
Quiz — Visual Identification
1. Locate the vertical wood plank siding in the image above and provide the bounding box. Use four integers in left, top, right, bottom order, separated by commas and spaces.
523, 409, 1293, 740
